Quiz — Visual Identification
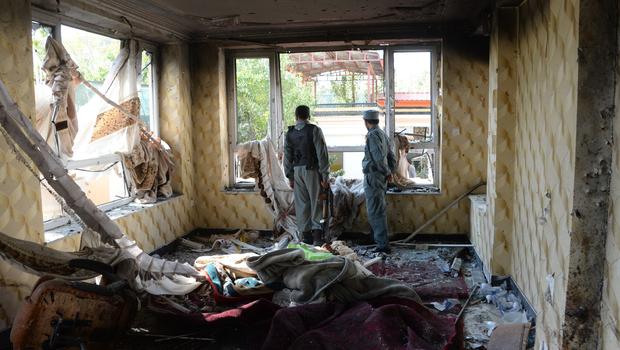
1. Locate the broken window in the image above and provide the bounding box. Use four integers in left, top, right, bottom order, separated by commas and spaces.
227, 45, 440, 192
31, 23, 160, 230
391, 50, 437, 186
60, 25, 120, 114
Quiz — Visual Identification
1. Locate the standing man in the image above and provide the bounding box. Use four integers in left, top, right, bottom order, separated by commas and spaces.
284, 105, 330, 245
362, 110, 396, 253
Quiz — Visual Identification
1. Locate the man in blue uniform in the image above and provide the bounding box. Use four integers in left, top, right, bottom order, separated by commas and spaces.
362, 110, 396, 253
283, 105, 330, 245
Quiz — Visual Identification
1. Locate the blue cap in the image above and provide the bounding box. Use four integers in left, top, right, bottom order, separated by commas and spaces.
363, 110, 380, 121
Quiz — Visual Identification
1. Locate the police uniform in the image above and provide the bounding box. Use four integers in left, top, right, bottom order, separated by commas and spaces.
362, 110, 396, 251
283, 119, 330, 244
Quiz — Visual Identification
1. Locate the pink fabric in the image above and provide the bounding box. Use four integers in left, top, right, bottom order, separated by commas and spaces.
202, 299, 280, 324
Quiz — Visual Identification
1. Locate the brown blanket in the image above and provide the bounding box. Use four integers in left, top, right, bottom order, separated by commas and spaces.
122, 138, 174, 203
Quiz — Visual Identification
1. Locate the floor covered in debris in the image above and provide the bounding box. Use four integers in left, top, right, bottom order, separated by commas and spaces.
111, 229, 534, 350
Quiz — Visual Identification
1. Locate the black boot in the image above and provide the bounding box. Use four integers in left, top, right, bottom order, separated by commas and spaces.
302, 231, 313, 244
312, 229, 325, 246
372, 246, 392, 254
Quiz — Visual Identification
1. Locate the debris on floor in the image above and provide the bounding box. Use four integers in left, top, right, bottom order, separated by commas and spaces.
487, 323, 531, 350
115, 231, 494, 349
8, 226, 534, 349
462, 280, 534, 349
358, 246, 471, 301
326, 240, 359, 260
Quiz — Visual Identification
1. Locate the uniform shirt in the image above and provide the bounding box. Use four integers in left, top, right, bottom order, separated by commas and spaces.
283, 120, 330, 180
363, 126, 396, 176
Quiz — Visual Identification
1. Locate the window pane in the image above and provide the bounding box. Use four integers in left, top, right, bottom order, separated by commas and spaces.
40, 26, 127, 222
60, 25, 120, 113
41, 187, 64, 221
32, 22, 53, 85
321, 151, 366, 179
280, 50, 385, 149
41, 162, 128, 221
70, 163, 128, 206
394, 51, 432, 144
140, 50, 153, 129
410, 148, 435, 184
235, 57, 270, 144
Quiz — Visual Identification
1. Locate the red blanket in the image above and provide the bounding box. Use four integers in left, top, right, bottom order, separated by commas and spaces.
368, 260, 469, 301
202, 297, 461, 350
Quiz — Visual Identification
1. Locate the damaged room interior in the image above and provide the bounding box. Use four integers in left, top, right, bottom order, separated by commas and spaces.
0, 0, 619, 349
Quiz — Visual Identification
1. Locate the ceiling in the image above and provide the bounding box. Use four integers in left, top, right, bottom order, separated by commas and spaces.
32, 0, 497, 44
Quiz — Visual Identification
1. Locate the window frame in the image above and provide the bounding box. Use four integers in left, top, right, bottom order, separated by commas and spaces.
225, 43, 441, 192
226, 51, 283, 188
140, 44, 160, 135
31, 17, 163, 229
386, 46, 440, 152
31, 14, 161, 134
387, 46, 441, 189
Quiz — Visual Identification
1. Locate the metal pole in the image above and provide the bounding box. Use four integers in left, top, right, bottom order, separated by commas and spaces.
398, 182, 486, 243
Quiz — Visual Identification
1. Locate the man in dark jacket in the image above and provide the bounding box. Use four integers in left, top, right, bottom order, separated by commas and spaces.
283, 105, 330, 245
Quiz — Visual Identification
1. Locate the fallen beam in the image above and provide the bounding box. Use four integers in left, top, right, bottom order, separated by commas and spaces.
0, 81, 123, 245
0, 78, 199, 280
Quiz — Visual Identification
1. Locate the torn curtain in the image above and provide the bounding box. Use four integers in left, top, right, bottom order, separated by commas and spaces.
35, 36, 174, 204
35, 37, 79, 159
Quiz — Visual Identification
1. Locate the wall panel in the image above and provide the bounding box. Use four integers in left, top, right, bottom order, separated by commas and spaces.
0, 0, 43, 330
511, 0, 579, 347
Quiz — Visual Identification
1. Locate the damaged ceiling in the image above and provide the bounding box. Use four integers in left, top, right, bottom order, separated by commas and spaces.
32, 0, 495, 43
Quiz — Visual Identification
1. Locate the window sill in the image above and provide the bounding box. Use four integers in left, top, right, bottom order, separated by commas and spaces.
222, 187, 258, 194
387, 186, 441, 195
44, 194, 182, 244
222, 185, 440, 195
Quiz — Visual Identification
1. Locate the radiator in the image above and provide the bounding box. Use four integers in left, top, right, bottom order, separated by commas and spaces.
469, 194, 491, 282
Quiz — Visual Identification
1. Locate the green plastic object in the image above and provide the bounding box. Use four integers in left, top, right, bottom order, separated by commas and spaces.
288, 243, 334, 261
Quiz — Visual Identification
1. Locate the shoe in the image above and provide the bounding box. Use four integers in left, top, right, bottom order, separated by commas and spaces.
302, 231, 313, 244
312, 229, 325, 246
372, 246, 391, 254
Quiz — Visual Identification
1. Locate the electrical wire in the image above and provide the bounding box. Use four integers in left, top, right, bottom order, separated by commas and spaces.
73, 161, 119, 173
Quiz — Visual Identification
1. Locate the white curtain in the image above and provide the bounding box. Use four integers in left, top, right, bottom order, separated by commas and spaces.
71, 39, 142, 160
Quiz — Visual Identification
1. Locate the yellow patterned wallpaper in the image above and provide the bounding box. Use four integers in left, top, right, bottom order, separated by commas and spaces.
388, 41, 488, 234
191, 42, 488, 235
480, 18, 498, 278
511, 0, 578, 348
0, 0, 43, 330
483, 8, 518, 276
191, 44, 275, 230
